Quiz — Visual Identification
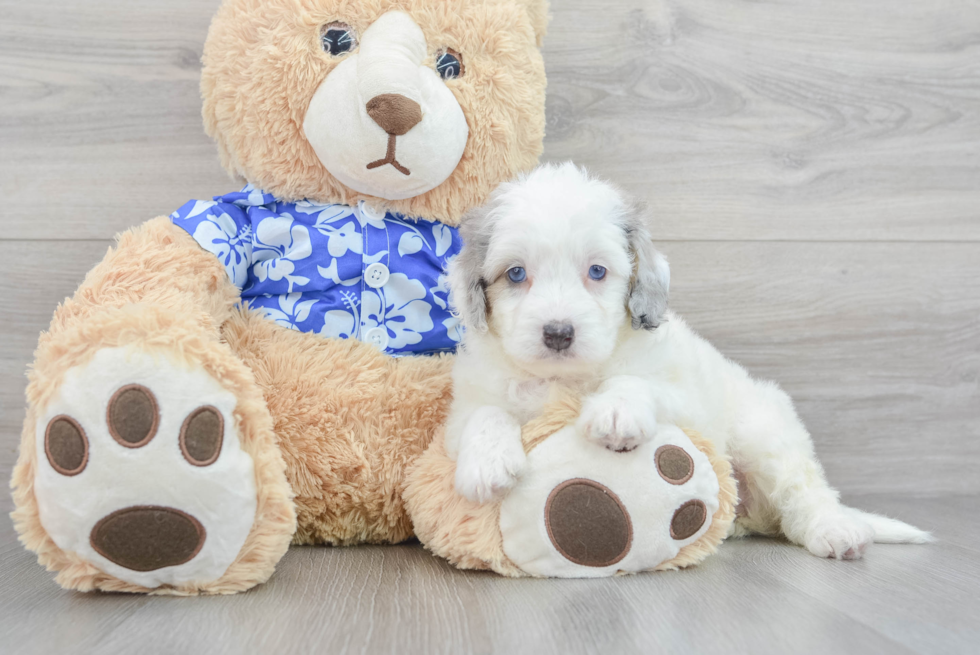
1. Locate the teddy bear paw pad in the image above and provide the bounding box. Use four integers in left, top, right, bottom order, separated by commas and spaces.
499, 425, 720, 577
545, 479, 633, 567
89, 506, 206, 572
34, 347, 257, 589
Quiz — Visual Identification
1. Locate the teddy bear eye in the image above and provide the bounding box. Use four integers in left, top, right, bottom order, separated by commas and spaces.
321, 22, 357, 57
436, 49, 464, 80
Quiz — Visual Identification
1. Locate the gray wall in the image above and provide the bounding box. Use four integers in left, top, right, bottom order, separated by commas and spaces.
1, 0, 978, 501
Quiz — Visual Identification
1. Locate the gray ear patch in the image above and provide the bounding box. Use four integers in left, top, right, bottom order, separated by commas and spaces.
623, 205, 670, 330
448, 195, 502, 333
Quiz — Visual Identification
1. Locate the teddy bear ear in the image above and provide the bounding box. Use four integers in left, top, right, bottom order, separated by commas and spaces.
513, 0, 550, 47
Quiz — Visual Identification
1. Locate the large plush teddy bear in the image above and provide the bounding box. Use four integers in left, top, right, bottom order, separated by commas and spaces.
12, 0, 735, 594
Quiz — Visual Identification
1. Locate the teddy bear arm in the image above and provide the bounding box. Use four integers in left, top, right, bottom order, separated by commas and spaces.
53, 217, 241, 336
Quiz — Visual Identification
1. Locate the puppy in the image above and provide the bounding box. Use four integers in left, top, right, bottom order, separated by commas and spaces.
444, 162, 931, 560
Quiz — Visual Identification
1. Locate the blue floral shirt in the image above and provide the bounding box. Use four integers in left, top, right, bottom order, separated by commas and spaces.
170, 186, 463, 357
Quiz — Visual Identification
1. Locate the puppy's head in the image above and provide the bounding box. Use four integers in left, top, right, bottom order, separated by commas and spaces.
449, 162, 670, 378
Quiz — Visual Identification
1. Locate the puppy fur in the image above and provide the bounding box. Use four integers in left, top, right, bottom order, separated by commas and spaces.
445, 162, 932, 560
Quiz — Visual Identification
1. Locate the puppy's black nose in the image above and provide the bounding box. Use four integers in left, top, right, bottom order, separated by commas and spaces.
543, 322, 575, 352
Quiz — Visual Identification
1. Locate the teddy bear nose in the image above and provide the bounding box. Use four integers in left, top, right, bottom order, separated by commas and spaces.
366, 93, 423, 136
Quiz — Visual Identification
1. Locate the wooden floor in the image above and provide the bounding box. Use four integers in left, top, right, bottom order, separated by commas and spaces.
1, 0, 978, 653
0, 494, 977, 655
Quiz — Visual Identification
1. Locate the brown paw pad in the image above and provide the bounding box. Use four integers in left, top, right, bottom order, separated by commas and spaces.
670, 499, 707, 540
44, 416, 89, 476
90, 506, 206, 572
655, 445, 694, 485
180, 406, 224, 466
545, 479, 633, 567
107, 384, 160, 448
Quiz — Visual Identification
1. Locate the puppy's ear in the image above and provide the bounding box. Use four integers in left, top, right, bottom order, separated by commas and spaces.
623, 202, 670, 330
448, 201, 497, 333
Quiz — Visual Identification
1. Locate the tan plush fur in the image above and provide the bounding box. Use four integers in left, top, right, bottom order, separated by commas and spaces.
405, 388, 736, 576
404, 388, 587, 576
403, 432, 523, 575
203, 0, 548, 225
222, 309, 454, 546
655, 430, 737, 571
11, 219, 296, 594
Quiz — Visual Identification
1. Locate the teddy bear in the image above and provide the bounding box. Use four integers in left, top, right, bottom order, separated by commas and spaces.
11, 0, 735, 594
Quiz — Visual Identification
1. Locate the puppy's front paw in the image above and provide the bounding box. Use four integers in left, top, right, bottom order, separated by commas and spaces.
454, 429, 526, 504
805, 513, 875, 560
578, 394, 657, 453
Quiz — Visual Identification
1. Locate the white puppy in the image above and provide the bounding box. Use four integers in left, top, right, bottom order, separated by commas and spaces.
445, 162, 931, 560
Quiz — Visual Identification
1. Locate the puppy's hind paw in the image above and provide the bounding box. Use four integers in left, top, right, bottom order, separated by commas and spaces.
805, 513, 875, 560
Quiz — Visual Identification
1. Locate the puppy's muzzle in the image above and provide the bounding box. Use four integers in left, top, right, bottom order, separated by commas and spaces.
543, 321, 575, 352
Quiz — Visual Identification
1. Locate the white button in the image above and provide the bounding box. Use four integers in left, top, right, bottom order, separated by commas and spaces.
365, 327, 389, 350
365, 263, 390, 288
359, 200, 387, 221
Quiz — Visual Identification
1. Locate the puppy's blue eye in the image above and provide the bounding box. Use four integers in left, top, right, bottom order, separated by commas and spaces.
436, 49, 464, 79
321, 23, 357, 56
507, 267, 527, 283
589, 265, 607, 281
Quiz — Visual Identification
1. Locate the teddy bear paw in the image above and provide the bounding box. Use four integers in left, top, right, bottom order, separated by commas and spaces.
33, 347, 259, 589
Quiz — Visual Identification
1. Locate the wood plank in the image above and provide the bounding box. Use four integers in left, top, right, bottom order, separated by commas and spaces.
0, 531, 151, 655
543, 0, 980, 241
1, 0, 978, 241
0, 0, 231, 240
0, 241, 111, 478
712, 534, 980, 655
2, 497, 976, 655
663, 240, 980, 495
1, 240, 977, 496
843, 493, 980, 554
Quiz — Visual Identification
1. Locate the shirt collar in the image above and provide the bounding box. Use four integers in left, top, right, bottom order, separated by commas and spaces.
213, 185, 278, 208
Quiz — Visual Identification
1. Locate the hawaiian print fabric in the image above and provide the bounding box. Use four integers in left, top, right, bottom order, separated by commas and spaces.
171, 186, 462, 356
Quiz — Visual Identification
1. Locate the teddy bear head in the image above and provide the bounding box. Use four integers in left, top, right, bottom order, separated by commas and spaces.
202, 0, 549, 225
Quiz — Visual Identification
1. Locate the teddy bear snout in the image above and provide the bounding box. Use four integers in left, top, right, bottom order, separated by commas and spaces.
366, 93, 423, 136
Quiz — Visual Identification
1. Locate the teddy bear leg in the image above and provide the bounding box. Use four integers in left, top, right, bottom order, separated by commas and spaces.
11, 218, 296, 594
221, 308, 456, 547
